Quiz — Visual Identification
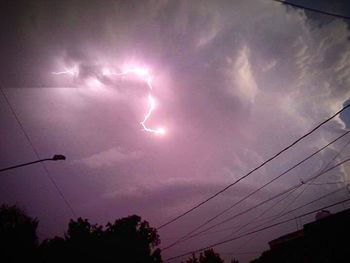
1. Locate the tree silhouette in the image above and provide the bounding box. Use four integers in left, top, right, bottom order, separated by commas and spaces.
199, 249, 225, 263
103, 215, 161, 262
39, 236, 67, 263
184, 253, 199, 263
0, 204, 39, 262
40, 214, 162, 263
182, 249, 225, 263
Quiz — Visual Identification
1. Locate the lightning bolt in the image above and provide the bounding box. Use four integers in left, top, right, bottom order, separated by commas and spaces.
53, 66, 166, 135
52, 67, 79, 77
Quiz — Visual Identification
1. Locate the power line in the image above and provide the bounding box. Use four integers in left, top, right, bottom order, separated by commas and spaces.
176, 131, 349, 244
272, 0, 350, 20
213, 183, 303, 243
162, 131, 350, 249
0, 88, 77, 218
240, 185, 348, 235
203, 189, 302, 247
157, 104, 350, 230
163, 147, 350, 249
229, 174, 346, 241
244, 136, 350, 235
171, 187, 299, 241
216, 185, 348, 258
263, 136, 350, 224
185, 157, 350, 242
162, 157, 350, 249
164, 197, 350, 262
222, 185, 300, 240
308, 180, 350, 186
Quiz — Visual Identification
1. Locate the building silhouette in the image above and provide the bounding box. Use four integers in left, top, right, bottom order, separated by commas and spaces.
251, 208, 350, 263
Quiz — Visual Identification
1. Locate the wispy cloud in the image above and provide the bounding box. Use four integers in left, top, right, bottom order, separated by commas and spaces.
77, 147, 142, 168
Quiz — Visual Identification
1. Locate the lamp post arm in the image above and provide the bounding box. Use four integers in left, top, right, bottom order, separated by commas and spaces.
0, 158, 59, 173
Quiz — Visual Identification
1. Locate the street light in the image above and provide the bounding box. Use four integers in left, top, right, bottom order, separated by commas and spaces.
0, 154, 66, 173
52, 154, 66, 161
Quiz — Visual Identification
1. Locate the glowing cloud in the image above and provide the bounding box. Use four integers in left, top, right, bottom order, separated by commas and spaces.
53, 65, 166, 135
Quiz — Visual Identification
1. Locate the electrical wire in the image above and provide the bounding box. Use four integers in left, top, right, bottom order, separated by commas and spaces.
264, 136, 350, 219
308, 180, 350, 186
158, 105, 350, 230
223, 185, 300, 240
0, 88, 77, 218
206, 171, 349, 240
240, 185, 348, 235
164, 196, 350, 262
162, 156, 350, 249
254, 135, 350, 230
216, 185, 348, 260
162, 131, 350, 249
166, 187, 300, 241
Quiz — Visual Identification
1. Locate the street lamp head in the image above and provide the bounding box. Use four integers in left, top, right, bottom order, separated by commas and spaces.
52, 154, 66, 161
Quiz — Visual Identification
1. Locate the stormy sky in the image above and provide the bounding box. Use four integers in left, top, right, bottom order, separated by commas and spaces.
1, 0, 350, 262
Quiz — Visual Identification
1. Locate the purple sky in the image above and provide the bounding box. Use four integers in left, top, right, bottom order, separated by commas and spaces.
1, 1, 350, 262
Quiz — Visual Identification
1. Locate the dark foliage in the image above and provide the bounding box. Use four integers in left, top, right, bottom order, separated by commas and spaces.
0, 203, 232, 263
182, 249, 225, 263
184, 253, 199, 263
39, 215, 162, 263
0, 204, 39, 262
